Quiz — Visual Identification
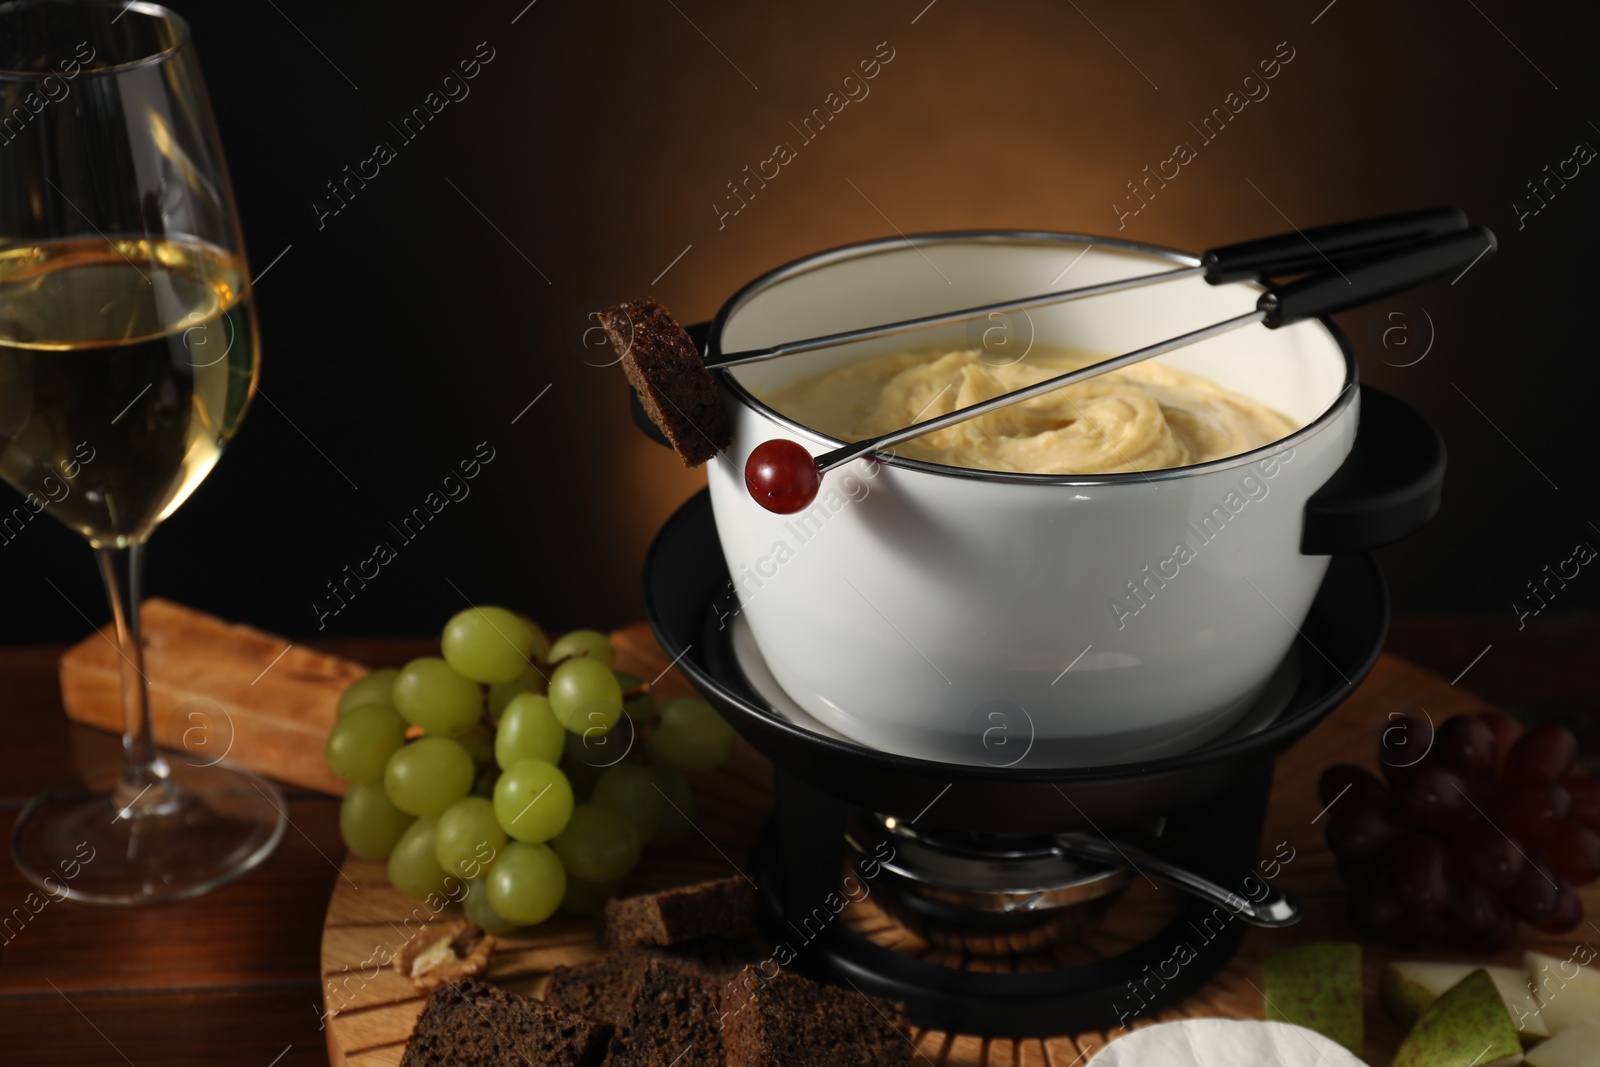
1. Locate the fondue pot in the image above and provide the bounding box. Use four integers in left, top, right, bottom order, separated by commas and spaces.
647, 231, 1445, 767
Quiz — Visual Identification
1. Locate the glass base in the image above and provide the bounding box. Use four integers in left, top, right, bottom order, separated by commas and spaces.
11, 759, 288, 906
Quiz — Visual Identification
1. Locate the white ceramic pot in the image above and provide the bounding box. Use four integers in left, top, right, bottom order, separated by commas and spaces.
700, 232, 1392, 767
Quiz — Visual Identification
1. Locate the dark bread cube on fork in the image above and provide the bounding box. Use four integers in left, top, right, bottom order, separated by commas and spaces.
597, 297, 731, 467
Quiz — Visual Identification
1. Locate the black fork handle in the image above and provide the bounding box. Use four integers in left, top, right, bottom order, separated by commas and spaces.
1203, 207, 1467, 284
1261, 227, 1496, 329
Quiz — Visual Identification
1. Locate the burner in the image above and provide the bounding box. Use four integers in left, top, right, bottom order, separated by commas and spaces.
844, 813, 1134, 955
643, 490, 1389, 1036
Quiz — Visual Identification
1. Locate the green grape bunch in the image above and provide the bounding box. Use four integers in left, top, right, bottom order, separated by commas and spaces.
325, 606, 738, 936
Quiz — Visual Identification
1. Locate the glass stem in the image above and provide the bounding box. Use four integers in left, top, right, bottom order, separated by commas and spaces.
96, 543, 175, 813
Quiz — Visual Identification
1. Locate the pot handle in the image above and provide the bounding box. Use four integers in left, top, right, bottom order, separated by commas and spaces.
627, 320, 713, 448
1301, 385, 1445, 555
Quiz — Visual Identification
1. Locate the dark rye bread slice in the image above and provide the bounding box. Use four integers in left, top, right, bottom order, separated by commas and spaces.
545, 949, 653, 1029
601, 876, 758, 950
601, 958, 727, 1067
547, 939, 767, 1030
598, 297, 730, 467
720, 966, 911, 1067
401, 977, 613, 1067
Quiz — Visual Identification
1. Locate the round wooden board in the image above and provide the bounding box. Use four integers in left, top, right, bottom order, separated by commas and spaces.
321, 626, 1597, 1067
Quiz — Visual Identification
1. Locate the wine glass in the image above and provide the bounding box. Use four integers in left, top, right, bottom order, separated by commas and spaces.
1, 0, 286, 904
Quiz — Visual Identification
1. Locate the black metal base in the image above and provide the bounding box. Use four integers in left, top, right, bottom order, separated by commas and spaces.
750, 767, 1276, 1037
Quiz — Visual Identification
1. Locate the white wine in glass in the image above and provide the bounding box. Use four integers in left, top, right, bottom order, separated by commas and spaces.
1, 0, 286, 904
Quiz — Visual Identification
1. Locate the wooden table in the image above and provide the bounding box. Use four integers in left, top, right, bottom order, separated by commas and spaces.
0, 637, 428, 1067
0, 622, 1593, 1066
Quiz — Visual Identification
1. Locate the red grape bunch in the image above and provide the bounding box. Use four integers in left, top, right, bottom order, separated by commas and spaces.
1321, 710, 1599, 950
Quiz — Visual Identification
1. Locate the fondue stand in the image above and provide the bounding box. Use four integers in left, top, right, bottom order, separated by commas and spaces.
644, 485, 1406, 1035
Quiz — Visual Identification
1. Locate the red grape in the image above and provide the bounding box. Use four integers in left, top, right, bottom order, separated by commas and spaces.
1477, 711, 1524, 759
1567, 776, 1600, 833
744, 440, 821, 514
1399, 765, 1470, 832
1536, 880, 1583, 933
1540, 821, 1600, 885
1378, 714, 1434, 784
1495, 780, 1573, 841
1450, 824, 1527, 889
1326, 805, 1406, 867
1506, 857, 1561, 924
1446, 880, 1508, 944
1434, 714, 1499, 792
1504, 724, 1578, 783
1318, 764, 1389, 810
1391, 834, 1452, 914
1326, 704, 1591, 950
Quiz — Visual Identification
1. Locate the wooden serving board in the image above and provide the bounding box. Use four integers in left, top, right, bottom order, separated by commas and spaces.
60, 598, 365, 795
320, 628, 1598, 1067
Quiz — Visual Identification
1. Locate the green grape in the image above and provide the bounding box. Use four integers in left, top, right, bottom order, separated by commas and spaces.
560, 875, 622, 918
392, 657, 483, 737
567, 710, 629, 770
493, 759, 574, 843
458, 723, 495, 767
463, 876, 523, 936
338, 668, 400, 716
592, 763, 664, 840
339, 780, 416, 859
488, 666, 546, 722
517, 615, 552, 662
551, 803, 641, 882
384, 737, 475, 816
548, 629, 615, 668
561, 715, 635, 802
434, 796, 507, 879
648, 765, 695, 848
487, 841, 565, 925
325, 703, 409, 784
615, 671, 658, 722
388, 816, 451, 901
648, 697, 735, 772
549, 657, 623, 734
561, 732, 604, 802
496, 694, 565, 770
442, 606, 542, 684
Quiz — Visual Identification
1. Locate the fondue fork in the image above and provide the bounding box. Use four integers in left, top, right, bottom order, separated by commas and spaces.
744, 225, 1495, 514
707, 207, 1465, 369
1055, 832, 1302, 927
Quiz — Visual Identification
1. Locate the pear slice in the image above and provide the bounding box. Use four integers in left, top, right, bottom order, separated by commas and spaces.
1394, 969, 1524, 1067
1526, 951, 1600, 1036
1382, 961, 1549, 1040
1524, 1023, 1600, 1066
1263, 943, 1363, 1056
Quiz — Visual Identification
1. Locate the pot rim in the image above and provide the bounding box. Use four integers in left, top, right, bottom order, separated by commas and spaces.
708, 229, 1360, 486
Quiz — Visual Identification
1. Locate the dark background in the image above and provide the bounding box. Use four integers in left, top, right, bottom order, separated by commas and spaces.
3, 0, 1596, 650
